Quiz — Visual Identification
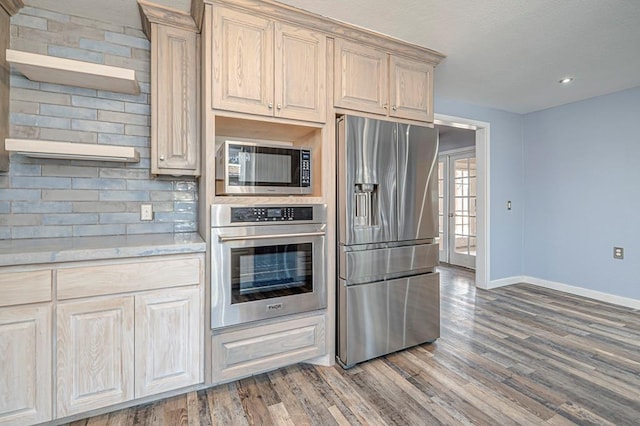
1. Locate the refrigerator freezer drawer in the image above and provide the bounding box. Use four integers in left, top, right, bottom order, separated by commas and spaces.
337, 272, 440, 368
340, 243, 438, 284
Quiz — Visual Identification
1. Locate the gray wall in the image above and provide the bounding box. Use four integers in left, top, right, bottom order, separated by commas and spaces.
1, 6, 197, 240
523, 86, 640, 300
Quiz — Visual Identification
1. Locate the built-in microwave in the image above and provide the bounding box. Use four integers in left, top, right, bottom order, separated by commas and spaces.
216, 139, 312, 195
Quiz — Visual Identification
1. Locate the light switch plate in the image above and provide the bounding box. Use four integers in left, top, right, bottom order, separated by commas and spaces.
613, 247, 624, 259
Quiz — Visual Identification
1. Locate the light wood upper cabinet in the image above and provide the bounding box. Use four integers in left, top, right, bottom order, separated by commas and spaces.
56, 296, 135, 418
212, 7, 273, 117
139, 1, 200, 176
274, 22, 326, 122
389, 55, 434, 122
334, 39, 389, 116
151, 24, 200, 176
135, 287, 202, 398
212, 7, 326, 123
0, 304, 52, 426
335, 38, 435, 122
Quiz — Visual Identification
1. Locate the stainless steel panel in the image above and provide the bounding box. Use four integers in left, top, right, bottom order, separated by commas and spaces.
340, 243, 438, 284
397, 123, 439, 241
337, 273, 440, 368
338, 115, 397, 246
212, 204, 326, 227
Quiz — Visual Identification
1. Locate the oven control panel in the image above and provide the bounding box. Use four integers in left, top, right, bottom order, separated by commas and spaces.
230, 206, 313, 223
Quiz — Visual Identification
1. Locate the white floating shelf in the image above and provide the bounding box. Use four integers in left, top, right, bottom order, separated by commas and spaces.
5, 139, 140, 163
6, 49, 140, 94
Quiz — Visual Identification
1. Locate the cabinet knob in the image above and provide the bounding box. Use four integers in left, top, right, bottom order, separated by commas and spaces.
159, 156, 165, 161
277, 103, 281, 110
383, 103, 388, 110
268, 102, 273, 109
392, 105, 397, 111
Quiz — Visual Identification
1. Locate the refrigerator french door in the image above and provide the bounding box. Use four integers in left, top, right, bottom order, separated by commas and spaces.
337, 115, 440, 368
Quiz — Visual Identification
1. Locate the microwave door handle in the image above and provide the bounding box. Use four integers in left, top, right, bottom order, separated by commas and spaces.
218, 231, 325, 243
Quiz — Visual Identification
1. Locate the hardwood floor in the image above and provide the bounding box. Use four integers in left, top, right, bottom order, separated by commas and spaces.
67, 265, 640, 425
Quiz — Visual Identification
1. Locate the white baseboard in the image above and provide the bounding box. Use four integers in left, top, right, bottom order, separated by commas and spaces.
487, 275, 526, 289
521, 276, 640, 310
488, 275, 640, 310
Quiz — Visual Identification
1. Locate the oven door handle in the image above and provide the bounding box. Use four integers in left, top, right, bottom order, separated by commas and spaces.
218, 231, 325, 243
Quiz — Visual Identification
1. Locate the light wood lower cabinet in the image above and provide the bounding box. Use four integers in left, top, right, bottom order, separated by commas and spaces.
135, 288, 202, 398
212, 314, 326, 383
0, 304, 52, 426
0, 253, 204, 424
56, 286, 203, 417
56, 296, 135, 418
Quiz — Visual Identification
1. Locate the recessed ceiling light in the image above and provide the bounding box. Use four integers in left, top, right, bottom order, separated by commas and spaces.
559, 77, 573, 84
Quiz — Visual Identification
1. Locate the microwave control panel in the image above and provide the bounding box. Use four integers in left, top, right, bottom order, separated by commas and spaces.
230, 206, 313, 223
301, 150, 311, 187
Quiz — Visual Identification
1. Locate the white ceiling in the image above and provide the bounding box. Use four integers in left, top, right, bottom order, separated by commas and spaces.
24, 0, 640, 114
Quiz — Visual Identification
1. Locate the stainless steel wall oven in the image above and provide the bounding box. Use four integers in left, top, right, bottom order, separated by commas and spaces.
211, 204, 326, 329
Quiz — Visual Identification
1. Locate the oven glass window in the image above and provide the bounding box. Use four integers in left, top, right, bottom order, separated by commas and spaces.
230, 243, 313, 303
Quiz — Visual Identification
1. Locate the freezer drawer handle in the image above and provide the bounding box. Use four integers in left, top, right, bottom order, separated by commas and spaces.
218, 231, 325, 243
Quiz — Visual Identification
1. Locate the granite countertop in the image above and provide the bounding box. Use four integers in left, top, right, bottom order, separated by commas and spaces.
0, 233, 206, 267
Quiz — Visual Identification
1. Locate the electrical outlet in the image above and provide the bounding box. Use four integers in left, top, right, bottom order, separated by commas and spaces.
613, 247, 624, 260
140, 204, 153, 221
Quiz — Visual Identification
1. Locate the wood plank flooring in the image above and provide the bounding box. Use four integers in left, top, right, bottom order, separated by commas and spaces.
66, 265, 640, 425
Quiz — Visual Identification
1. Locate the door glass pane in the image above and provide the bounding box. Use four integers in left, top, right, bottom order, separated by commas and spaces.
453, 156, 476, 256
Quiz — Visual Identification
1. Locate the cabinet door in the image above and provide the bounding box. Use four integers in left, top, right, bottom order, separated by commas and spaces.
212, 7, 274, 116
334, 38, 388, 116
56, 297, 134, 417
0, 305, 51, 425
135, 287, 201, 398
274, 22, 326, 123
389, 55, 434, 122
152, 25, 199, 176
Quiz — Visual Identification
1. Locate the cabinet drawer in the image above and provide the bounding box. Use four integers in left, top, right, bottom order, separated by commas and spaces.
57, 255, 202, 300
212, 314, 326, 383
0, 270, 52, 307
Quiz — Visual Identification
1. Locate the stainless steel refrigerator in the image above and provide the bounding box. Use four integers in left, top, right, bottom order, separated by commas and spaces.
336, 114, 440, 368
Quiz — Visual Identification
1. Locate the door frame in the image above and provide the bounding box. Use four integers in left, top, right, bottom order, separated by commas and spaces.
434, 114, 490, 289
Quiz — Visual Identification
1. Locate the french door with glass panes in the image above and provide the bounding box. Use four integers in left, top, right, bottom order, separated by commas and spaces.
438, 150, 477, 269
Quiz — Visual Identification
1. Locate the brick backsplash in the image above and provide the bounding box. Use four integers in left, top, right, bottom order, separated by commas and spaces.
2, 6, 198, 240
